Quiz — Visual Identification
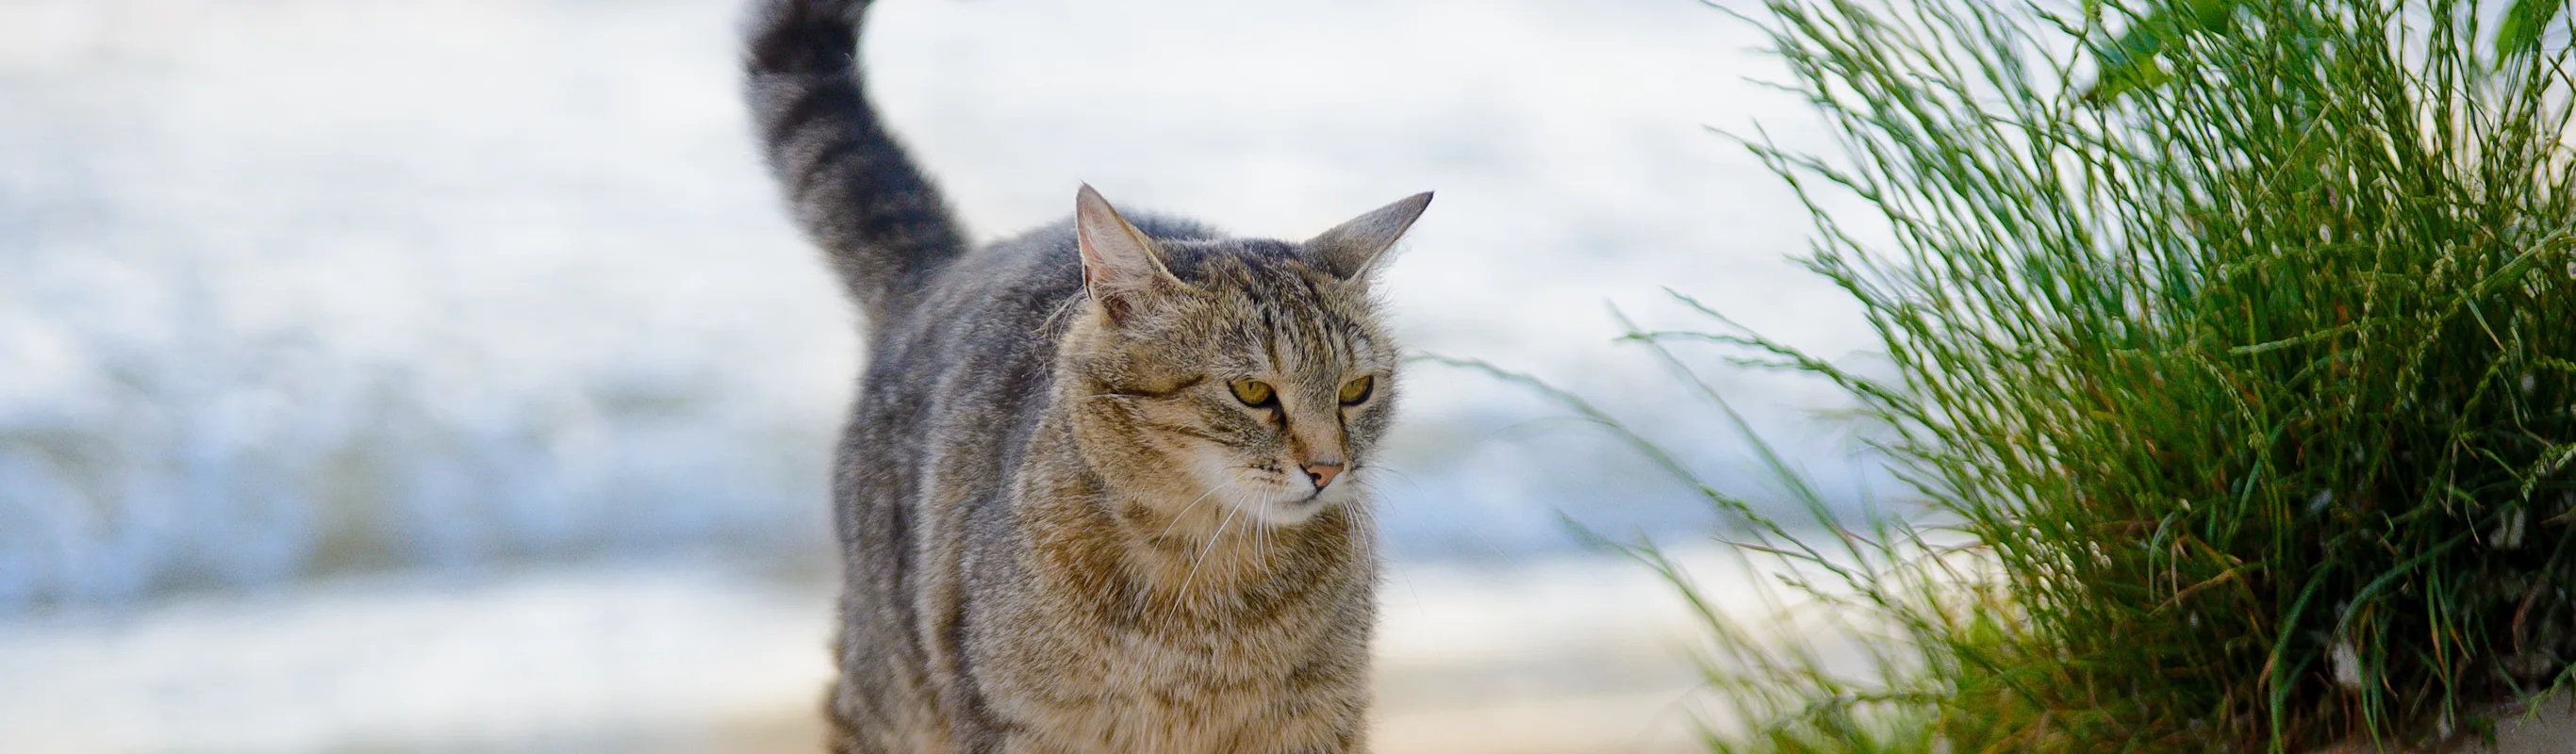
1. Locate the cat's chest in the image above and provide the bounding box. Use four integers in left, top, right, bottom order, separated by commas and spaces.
982, 595, 1366, 752
1029, 634, 1353, 751
1053, 597, 1337, 696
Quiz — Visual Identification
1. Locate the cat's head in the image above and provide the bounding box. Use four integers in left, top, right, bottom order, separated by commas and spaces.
1058, 185, 1428, 531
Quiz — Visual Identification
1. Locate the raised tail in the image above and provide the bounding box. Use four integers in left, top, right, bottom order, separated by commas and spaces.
744, 0, 968, 320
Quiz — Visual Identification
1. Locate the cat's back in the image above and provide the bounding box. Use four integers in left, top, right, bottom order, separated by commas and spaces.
874, 214, 1225, 406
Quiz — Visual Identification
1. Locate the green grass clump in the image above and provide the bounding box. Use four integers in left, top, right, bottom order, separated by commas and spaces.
1544, 0, 2576, 749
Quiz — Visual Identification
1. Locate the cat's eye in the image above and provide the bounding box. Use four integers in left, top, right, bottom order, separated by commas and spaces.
1338, 376, 1375, 405
1229, 379, 1277, 407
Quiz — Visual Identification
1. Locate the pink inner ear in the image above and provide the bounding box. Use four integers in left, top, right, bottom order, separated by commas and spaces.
1082, 259, 1141, 323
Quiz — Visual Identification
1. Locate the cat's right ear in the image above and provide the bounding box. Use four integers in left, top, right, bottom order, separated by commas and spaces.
1305, 191, 1432, 283
1076, 184, 1183, 325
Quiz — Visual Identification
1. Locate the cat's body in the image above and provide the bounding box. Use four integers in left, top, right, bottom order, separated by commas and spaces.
742, 2, 1428, 752
812, 218, 1382, 754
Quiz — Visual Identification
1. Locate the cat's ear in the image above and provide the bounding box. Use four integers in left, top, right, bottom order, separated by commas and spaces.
1076, 184, 1184, 325
1305, 191, 1432, 282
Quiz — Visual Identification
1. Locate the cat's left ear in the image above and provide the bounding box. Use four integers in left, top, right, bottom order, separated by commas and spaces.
1305, 191, 1432, 282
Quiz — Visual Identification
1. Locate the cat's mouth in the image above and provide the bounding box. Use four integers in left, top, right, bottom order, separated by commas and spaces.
1186, 454, 1356, 528
1264, 471, 1337, 504
1240, 470, 1362, 528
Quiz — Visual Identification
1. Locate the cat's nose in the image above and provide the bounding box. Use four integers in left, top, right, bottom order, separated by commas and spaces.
1301, 461, 1344, 490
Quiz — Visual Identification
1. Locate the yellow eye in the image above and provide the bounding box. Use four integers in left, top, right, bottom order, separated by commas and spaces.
1229, 379, 1277, 407
1338, 375, 1375, 405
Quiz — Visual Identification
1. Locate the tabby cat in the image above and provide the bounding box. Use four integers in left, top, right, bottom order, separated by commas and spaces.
742, 1, 1430, 751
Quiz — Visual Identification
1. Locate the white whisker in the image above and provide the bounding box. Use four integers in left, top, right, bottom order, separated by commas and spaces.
1351, 465, 1423, 492
1181, 492, 1246, 598
1255, 491, 1273, 557
1156, 481, 1235, 541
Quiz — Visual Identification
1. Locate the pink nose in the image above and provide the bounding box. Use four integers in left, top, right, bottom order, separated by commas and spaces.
1302, 462, 1344, 489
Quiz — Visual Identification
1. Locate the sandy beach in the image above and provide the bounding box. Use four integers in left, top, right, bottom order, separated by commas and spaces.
0, 552, 1727, 753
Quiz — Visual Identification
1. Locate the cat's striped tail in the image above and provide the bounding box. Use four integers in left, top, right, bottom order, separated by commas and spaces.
743, 0, 968, 320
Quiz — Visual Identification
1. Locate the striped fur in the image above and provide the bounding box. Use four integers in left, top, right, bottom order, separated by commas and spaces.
744, 0, 967, 320
740, 2, 1431, 751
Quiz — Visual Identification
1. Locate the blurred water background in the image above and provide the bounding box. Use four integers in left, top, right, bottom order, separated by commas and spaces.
0, 0, 1887, 749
